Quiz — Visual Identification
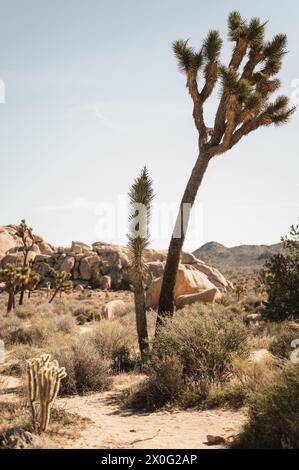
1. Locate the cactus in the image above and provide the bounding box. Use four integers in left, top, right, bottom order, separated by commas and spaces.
26, 354, 67, 432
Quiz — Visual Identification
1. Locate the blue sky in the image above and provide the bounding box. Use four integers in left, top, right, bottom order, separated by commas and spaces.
0, 0, 298, 250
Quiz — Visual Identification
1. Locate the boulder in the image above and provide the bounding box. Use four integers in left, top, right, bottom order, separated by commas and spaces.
188, 260, 232, 291
146, 265, 218, 309
70, 241, 91, 255
176, 288, 220, 309
92, 242, 129, 274
0, 226, 21, 256
1, 428, 38, 449
102, 275, 111, 290
100, 300, 129, 320
79, 255, 100, 281
59, 256, 75, 273
181, 251, 198, 264
146, 261, 165, 280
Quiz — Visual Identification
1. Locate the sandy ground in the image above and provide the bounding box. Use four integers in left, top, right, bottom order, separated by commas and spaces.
0, 372, 247, 449
55, 375, 247, 449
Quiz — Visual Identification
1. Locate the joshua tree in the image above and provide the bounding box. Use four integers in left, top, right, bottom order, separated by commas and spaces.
48, 269, 72, 304
127, 167, 154, 359
158, 11, 295, 319
16, 219, 35, 305
0, 264, 21, 312
0, 264, 41, 312
21, 267, 41, 300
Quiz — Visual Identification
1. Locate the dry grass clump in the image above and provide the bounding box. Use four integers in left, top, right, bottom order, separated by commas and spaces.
91, 314, 139, 372
51, 338, 111, 395
232, 363, 299, 449
0, 400, 89, 448
126, 304, 249, 410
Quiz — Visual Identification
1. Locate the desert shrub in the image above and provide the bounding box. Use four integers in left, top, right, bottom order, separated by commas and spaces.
53, 314, 76, 334
117, 270, 132, 291
15, 305, 35, 319
72, 306, 101, 324
205, 382, 246, 410
216, 295, 230, 307
92, 319, 138, 372
127, 305, 249, 409
127, 356, 185, 410
155, 306, 249, 383
52, 339, 111, 395
260, 224, 299, 321
232, 364, 299, 448
269, 324, 299, 359
89, 270, 103, 289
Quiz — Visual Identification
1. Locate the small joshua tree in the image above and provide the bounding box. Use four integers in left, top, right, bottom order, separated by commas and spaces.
20, 267, 41, 300
16, 219, 35, 305
0, 264, 41, 312
127, 167, 154, 359
158, 11, 296, 320
48, 269, 73, 304
0, 264, 21, 312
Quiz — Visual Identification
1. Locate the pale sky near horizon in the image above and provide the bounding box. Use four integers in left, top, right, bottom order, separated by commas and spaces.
0, 0, 298, 251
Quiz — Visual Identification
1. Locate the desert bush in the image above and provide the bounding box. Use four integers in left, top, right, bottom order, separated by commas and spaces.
216, 295, 230, 307
232, 364, 299, 448
127, 305, 249, 409
260, 224, 299, 321
52, 339, 111, 395
205, 382, 246, 410
268, 323, 299, 359
72, 305, 101, 324
89, 270, 103, 289
127, 356, 185, 410
117, 270, 132, 291
92, 318, 138, 372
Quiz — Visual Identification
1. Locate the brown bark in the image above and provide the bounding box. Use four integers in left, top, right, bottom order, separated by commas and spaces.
134, 277, 149, 359
7, 292, 15, 313
157, 151, 210, 319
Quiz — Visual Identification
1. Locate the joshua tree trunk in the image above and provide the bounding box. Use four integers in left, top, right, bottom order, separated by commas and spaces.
49, 289, 58, 304
7, 292, 15, 313
134, 276, 149, 359
19, 290, 25, 306
157, 151, 210, 319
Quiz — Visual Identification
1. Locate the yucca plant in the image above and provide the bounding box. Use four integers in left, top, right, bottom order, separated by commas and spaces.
158, 11, 295, 321
127, 167, 154, 359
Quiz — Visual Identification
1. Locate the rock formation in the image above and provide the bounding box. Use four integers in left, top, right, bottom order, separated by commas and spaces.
0, 225, 232, 299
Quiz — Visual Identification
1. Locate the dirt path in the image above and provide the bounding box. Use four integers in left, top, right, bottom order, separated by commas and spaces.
56, 375, 247, 449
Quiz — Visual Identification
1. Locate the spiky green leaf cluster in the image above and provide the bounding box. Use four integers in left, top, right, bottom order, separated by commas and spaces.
264, 34, 288, 59
172, 39, 202, 73
228, 11, 246, 40
220, 66, 252, 98
247, 17, 266, 48
265, 95, 295, 126
127, 167, 154, 272
203, 30, 222, 61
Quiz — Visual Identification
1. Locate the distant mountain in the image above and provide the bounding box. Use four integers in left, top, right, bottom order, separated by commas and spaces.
193, 241, 285, 269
